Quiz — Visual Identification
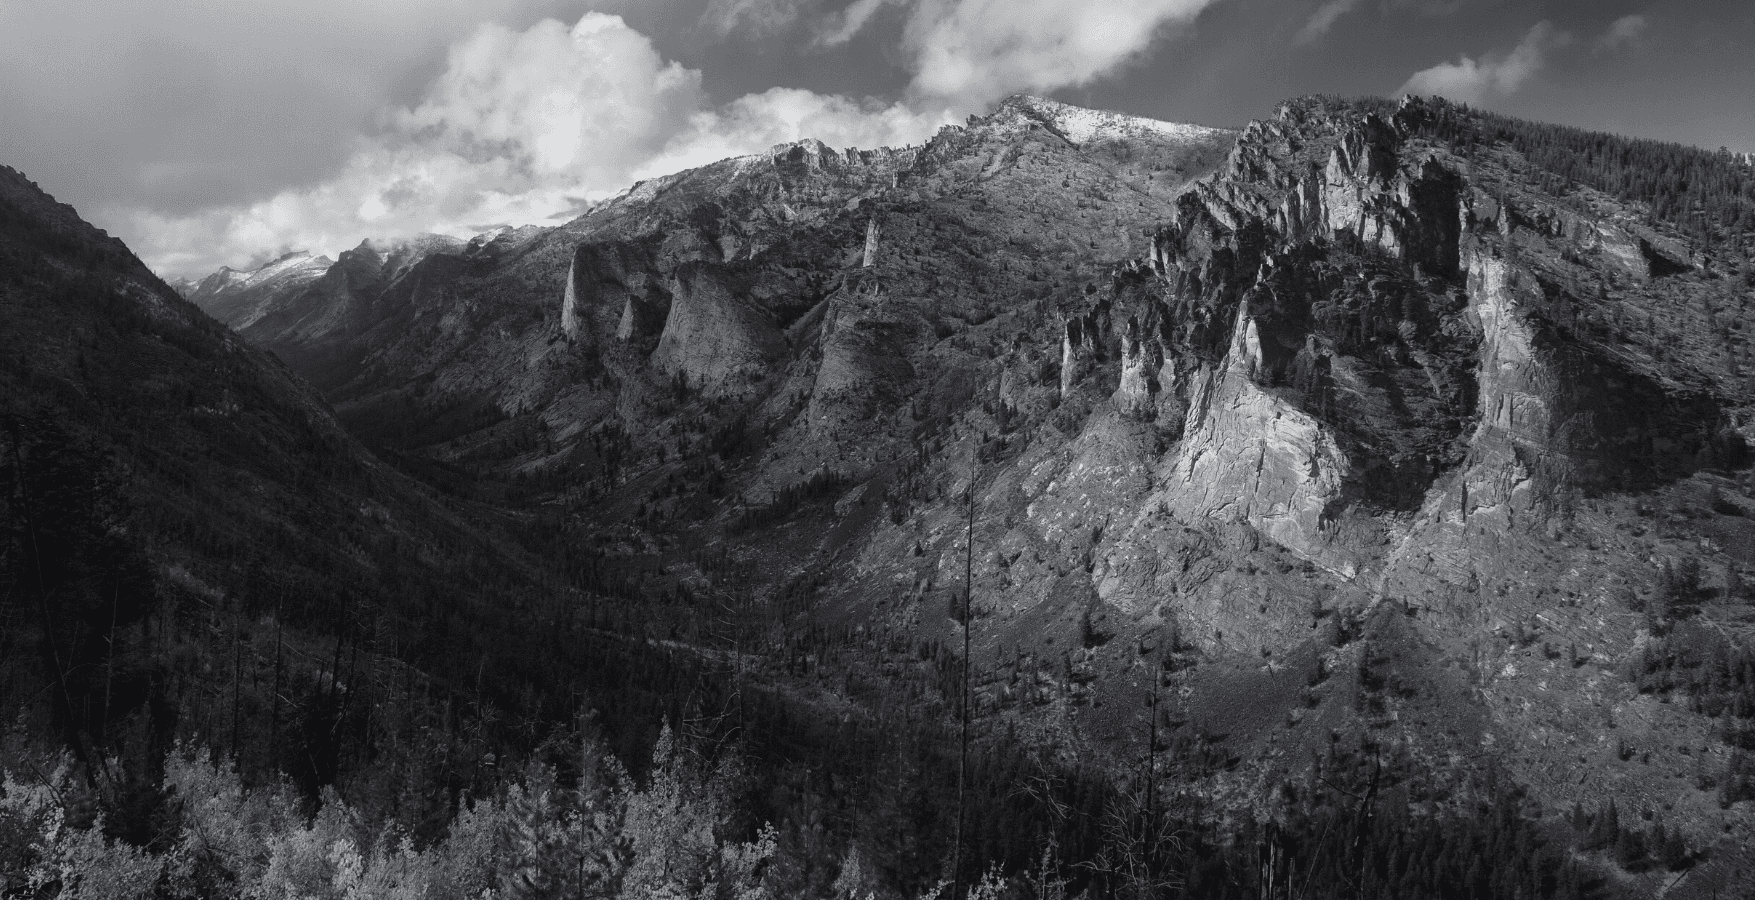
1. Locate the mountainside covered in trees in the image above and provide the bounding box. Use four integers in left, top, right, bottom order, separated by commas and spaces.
0, 161, 599, 819
8, 94, 1755, 898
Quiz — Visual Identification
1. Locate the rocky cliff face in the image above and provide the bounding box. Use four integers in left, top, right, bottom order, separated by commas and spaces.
189, 96, 1755, 881
1043, 100, 1754, 866
651, 262, 787, 396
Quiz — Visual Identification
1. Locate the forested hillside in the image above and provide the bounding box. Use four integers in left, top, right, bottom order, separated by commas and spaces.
1398, 99, 1755, 255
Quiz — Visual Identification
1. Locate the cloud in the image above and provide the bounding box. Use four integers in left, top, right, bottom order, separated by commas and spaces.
1295, 0, 1359, 44
877, 0, 1222, 106
0, 0, 575, 217
700, 0, 811, 37
1295, 0, 1470, 45
1593, 13, 1648, 53
390, 15, 702, 180
1397, 20, 1569, 104
121, 13, 949, 278
638, 88, 955, 177
58, 0, 1221, 277
818, 0, 900, 45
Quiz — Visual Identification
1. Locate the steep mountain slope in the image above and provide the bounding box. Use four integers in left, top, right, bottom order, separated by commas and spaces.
0, 165, 607, 813
191, 94, 1755, 891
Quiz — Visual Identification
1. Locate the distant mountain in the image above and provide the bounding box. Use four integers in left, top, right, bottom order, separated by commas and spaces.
187, 249, 333, 328
185, 235, 480, 392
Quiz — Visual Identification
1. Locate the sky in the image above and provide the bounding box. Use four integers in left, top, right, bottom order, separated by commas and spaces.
2, 0, 1750, 280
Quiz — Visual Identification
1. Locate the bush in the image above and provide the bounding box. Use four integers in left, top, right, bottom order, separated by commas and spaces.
1, 760, 159, 900
3, 728, 777, 900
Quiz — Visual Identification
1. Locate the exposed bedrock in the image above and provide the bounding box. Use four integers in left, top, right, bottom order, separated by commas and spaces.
1076, 99, 1738, 624
1059, 299, 1113, 399
1086, 113, 1481, 575
561, 243, 669, 346
651, 262, 785, 396
806, 277, 917, 437
1156, 309, 1355, 576
1377, 241, 1728, 613
1461, 243, 1719, 498
1113, 315, 1171, 421
1142, 109, 1727, 604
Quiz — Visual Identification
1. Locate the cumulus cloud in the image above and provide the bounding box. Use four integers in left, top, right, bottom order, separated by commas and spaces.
120, 0, 1226, 277
639, 88, 955, 177
1594, 14, 1648, 53
124, 13, 949, 278
391, 15, 702, 180
0, 0, 574, 217
1397, 20, 1569, 105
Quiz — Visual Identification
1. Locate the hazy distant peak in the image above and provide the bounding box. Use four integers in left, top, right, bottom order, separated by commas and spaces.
184, 245, 335, 328
464, 224, 545, 253
353, 232, 466, 257
206, 250, 329, 284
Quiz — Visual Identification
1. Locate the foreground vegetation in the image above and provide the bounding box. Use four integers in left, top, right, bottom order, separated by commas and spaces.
2, 729, 1611, 900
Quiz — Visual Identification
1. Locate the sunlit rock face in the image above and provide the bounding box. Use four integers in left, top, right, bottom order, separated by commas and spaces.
1060, 95, 1738, 672
651, 262, 786, 397
1156, 310, 1355, 576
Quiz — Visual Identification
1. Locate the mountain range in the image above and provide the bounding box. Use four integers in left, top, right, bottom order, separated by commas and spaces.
7, 93, 1755, 897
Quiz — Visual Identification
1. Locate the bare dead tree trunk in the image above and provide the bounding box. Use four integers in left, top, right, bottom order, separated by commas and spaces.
102, 582, 118, 748
1146, 643, 1159, 888
953, 452, 975, 899
270, 591, 283, 770
231, 598, 242, 762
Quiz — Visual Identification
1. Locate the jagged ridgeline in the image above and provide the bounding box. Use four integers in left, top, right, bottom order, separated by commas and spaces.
7, 92, 1755, 898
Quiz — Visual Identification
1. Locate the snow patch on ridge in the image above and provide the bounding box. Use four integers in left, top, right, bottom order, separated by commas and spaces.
1002, 95, 1229, 146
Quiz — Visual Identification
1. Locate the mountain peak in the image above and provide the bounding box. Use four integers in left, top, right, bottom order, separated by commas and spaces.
986, 94, 1230, 146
